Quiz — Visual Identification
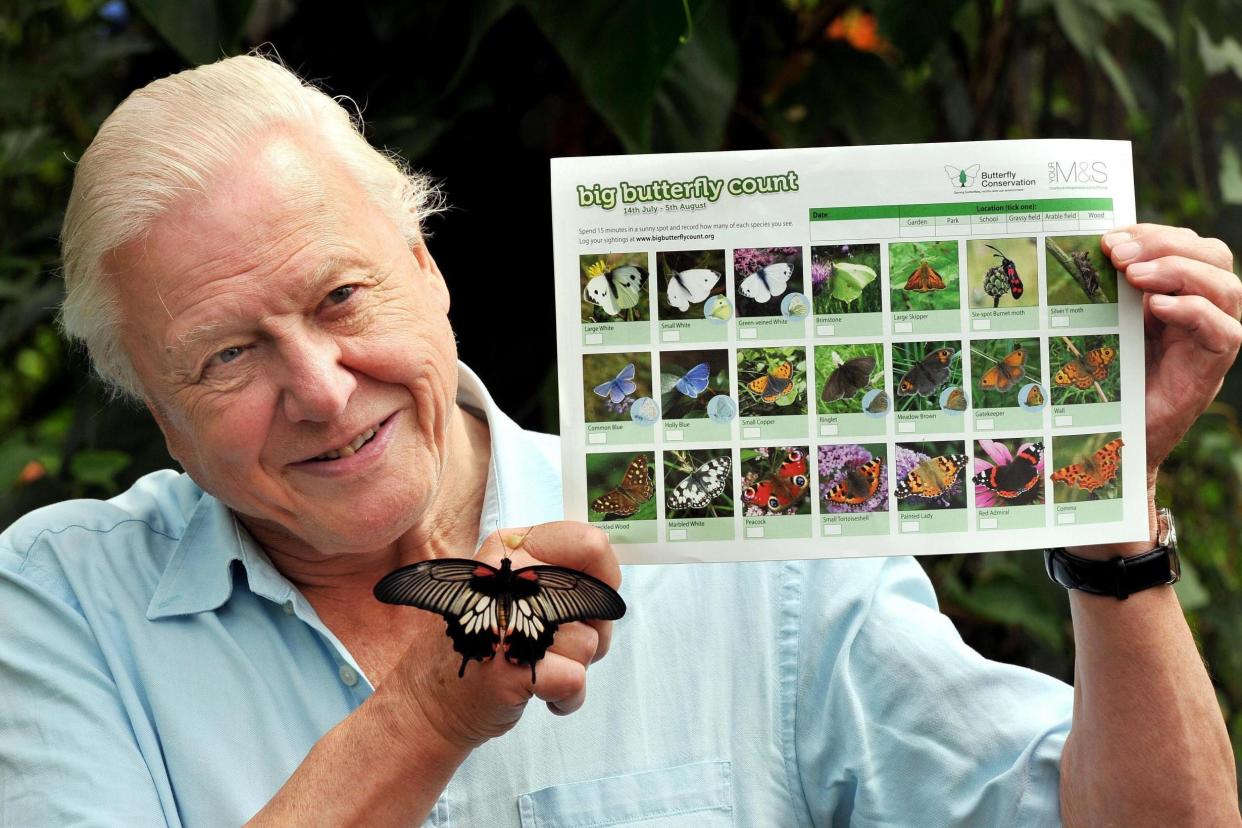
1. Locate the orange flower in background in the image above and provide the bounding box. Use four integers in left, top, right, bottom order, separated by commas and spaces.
17, 460, 45, 485
825, 9, 893, 56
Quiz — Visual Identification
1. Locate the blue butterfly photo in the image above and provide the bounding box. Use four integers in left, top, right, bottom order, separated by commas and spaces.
584, 355, 650, 422
594, 362, 636, 403
659, 350, 729, 421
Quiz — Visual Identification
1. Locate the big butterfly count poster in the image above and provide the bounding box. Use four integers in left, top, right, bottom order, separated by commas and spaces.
551, 140, 1147, 564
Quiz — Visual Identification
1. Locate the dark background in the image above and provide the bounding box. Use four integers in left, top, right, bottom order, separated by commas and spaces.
3, 0, 1240, 786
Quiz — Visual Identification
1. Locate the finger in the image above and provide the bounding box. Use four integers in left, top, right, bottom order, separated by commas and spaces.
1148, 294, 1242, 358
546, 620, 600, 667
1125, 255, 1242, 319
1103, 227, 1233, 272
517, 521, 622, 589
527, 651, 587, 715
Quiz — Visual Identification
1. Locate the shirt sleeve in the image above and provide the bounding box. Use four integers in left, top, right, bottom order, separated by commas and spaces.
793, 556, 1071, 828
0, 545, 170, 828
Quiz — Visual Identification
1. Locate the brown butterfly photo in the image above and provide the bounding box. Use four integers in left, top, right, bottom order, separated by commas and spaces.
893, 342, 959, 411
815, 345, 882, 414
889, 241, 960, 313
1049, 335, 1121, 405
895, 441, 970, 510
1051, 435, 1124, 502
820, 443, 889, 514
586, 453, 655, 520
972, 340, 1040, 408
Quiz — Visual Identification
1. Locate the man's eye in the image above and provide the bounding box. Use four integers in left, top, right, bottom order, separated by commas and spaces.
326, 285, 355, 305
213, 346, 245, 366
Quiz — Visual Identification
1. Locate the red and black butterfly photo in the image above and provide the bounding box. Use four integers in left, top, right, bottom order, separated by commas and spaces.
967, 238, 1038, 309
972, 437, 1045, 507
374, 547, 626, 682
741, 446, 811, 516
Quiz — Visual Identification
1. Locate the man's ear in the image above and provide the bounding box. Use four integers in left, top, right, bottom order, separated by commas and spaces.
411, 238, 450, 314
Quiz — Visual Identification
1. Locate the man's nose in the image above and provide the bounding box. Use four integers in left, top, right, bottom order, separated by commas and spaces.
278, 331, 356, 423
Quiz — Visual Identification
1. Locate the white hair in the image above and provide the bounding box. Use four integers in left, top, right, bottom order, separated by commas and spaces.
59, 53, 442, 400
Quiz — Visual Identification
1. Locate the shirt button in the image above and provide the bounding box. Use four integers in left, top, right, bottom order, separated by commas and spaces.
338, 665, 359, 687
283, 601, 295, 615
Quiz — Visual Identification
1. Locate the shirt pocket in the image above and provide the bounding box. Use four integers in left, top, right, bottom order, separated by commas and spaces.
516, 759, 734, 828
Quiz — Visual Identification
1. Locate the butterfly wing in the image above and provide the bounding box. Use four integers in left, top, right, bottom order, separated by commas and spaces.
1054, 359, 1094, 389
900, 348, 953, 396
667, 456, 731, 510
973, 443, 1043, 498
374, 559, 504, 676
739, 270, 772, 302
1026, 385, 1044, 406
865, 390, 890, 414
502, 564, 627, 681
822, 356, 875, 402
666, 273, 691, 311
1085, 347, 1116, 381
608, 265, 645, 311
761, 263, 792, 297
675, 362, 711, 397
981, 348, 1026, 392
827, 458, 883, 505
761, 362, 794, 402
590, 455, 653, 517
1052, 438, 1123, 491
680, 269, 720, 304
896, 455, 965, 499
583, 274, 620, 316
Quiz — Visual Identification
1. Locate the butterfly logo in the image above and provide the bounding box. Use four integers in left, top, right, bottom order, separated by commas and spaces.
743, 449, 810, 513
825, 457, 884, 506
897, 347, 955, 397
1052, 438, 1123, 493
373, 532, 626, 683
821, 355, 875, 403
896, 454, 969, 500
666, 455, 732, 511
979, 347, 1027, 394
747, 361, 796, 403
590, 455, 655, 518
663, 361, 711, 398
582, 262, 646, 317
973, 442, 1043, 500
665, 268, 720, 312
593, 362, 637, 404
945, 164, 980, 187
739, 263, 793, 303
904, 260, 946, 292
1054, 347, 1116, 389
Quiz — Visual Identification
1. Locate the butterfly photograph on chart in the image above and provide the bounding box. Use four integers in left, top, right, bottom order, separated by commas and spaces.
815, 343, 883, 415
737, 347, 808, 416
972, 339, 1040, 408
664, 450, 734, 518
1049, 334, 1121, 405
734, 247, 802, 318
820, 443, 889, 514
741, 447, 812, 516
656, 249, 725, 318
888, 240, 961, 312
1045, 234, 1119, 306
966, 238, 1038, 310
894, 441, 970, 510
586, 453, 656, 522
892, 341, 960, 411
972, 438, 1045, 508
809, 243, 883, 317
659, 349, 730, 420
582, 353, 651, 422
1051, 433, 1125, 503
373, 533, 626, 683
579, 253, 650, 323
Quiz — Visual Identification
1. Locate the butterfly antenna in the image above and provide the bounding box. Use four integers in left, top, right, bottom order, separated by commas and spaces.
986, 244, 1005, 258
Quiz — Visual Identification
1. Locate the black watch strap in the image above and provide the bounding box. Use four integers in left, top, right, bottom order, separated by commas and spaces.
1044, 508, 1180, 599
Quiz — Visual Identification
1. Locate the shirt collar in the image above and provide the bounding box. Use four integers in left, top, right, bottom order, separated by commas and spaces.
146, 361, 560, 619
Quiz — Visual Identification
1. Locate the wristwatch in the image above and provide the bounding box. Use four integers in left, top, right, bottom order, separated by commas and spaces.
1044, 507, 1180, 599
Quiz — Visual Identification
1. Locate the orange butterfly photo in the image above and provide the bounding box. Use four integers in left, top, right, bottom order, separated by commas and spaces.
819, 443, 889, 514
737, 347, 807, 416
895, 441, 970, 511
1050, 433, 1124, 503
971, 338, 1040, 408
888, 240, 960, 312
1049, 334, 1121, 405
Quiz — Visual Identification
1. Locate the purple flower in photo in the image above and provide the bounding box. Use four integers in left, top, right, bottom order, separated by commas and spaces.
811, 259, 830, 293
819, 444, 889, 514
733, 247, 772, 276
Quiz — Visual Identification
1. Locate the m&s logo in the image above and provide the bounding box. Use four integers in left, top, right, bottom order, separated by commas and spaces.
1048, 161, 1108, 184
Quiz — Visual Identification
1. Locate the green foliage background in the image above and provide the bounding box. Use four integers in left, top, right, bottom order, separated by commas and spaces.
2, 0, 1241, 790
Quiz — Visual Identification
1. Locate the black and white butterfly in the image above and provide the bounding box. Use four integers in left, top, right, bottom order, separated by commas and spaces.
374, 556, 626, 682
666, 455, 731, 511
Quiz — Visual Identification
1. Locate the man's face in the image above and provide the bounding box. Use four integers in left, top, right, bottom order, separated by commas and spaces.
111, 134, 459, 554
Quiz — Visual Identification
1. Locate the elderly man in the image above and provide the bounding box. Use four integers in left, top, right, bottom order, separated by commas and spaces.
1, 54, 1239, 827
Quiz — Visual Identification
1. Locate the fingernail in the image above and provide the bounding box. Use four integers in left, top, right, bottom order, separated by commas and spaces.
1112, 240, 1141, 262
1127, 261, 1155, 277
1150, 294, 1174, 309
1102, 231, 1131, 247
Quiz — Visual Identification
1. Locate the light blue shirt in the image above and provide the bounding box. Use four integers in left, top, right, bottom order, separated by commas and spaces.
0, 365, 1072, 827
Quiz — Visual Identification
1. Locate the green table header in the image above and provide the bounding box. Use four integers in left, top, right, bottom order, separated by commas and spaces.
810, 197, 1113, 222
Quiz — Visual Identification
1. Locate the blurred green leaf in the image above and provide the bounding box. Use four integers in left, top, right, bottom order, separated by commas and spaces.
69, 450, 132, 492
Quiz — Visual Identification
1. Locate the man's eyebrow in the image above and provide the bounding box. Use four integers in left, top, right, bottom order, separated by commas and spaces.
164, 321, 227, 366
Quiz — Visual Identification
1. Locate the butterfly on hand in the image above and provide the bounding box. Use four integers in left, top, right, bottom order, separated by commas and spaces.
821, 355, 875, 403
593, 362, 637, 404
904, 260, 945, 292
664, 362, 711, 398
747, 362, 796, 403
973, 442, 1043, 500
590, 455, 654, 518
665, 268, 720, 312
739, 263, 793, 303
743, 449, 809, 513
583, 264, 646, 317
897, 348, 955, 397
1054, 347, 1116, 389
979, 347, 1027, 394
373, 555, 626, 683
1051, 438, 1123, 493
666, 455, 731, 511
825, 457, 884, 506
895, 454, 968, 500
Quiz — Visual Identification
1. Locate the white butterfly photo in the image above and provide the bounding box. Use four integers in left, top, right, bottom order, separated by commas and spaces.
739, 262, 793, 303
665, 453, 733, 514
581, 257, 648, 320
664, 268, 720, 312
